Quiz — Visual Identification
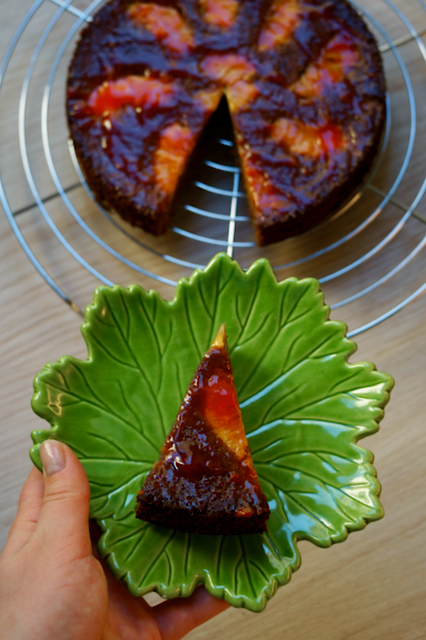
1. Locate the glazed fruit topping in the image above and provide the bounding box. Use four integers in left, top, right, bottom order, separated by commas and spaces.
271, 118, 346, 158
200, 0, 239, 28
161, 324, 260, 482
258, 0, 300, 50
153, 123, 195, 194
226, 81, 260, 111
242, 160, 291, 212
128, 3, 194, 54
87, 76, 176, 115
292, 33, 359, 99
201, 54, 256, 84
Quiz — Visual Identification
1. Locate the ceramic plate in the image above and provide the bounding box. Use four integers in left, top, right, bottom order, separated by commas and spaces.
30, 253, 393, 612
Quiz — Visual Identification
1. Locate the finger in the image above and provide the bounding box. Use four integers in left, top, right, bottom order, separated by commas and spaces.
4, 467, 44, 554
153, 586, 230, 640
36, 440, 92, 560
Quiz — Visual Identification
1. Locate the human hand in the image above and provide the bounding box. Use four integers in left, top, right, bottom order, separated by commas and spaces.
0, 441, 229, 640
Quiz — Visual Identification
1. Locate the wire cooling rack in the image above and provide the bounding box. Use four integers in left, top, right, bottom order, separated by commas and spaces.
1, 0, 426, 336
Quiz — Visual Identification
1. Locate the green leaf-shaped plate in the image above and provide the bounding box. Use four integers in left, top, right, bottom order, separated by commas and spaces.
30, 254, 393, 612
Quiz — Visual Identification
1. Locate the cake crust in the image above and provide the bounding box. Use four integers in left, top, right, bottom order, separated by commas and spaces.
67, 0, 386, 244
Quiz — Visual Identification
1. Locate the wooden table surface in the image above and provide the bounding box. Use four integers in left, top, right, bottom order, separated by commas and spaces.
1, 1, 425, 638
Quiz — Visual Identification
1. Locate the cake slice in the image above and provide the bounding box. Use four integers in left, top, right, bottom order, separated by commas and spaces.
136, 324, 270, 535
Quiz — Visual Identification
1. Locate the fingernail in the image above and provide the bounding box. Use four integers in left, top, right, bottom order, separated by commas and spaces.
40, 440, 67, 477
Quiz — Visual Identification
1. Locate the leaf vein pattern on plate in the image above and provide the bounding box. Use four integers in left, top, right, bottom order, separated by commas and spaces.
260, 382, 305, 425
88, 480, 114, 489
104, 295, 164, 430
91, 470, 148, 500
116, 378, 144, 432
249, 557, 272, 584
136, 530, 177, 588
174, 361, 185, 412
278, 282, 290, 329
282, 284, 311, 326
184, 532, 191, 575
284, 492, 337, 533
257, 447, 359, 462
119, 289, 131, 343
263, 482, 290, 525
249, 436, 291, 457
325, 369, 367, 396
57, 370, 70, 391
205, 258, 222, 347
282, 389, 367, 420
285, 305, 313, 327
265, 461, 346, 491
246, 419, 292, 441
237, 311, 273, 350
240, 331, 347, 409
315, 452, 339, 473
324, 484, 358, 523
280, 332, 305, 375
65, 442, 87, 458
123, 529, 151, 565
216, 534, 227, 586
196, 278, 214, 323
111, 523, 149, 547
95, 316, 117, 329
164, 548, 173, 585
232, 269, 263, 344
87, 431, 132, 461
45, 377, 157, 451
89, 332, 141, 371
68, 360, 120, 413
183, 294, 204, 360
338, 485, 378, 509
264, 532, 284, 560
137, 294, 163, 368
210, 266, 234, 345
239, 536, 258, 598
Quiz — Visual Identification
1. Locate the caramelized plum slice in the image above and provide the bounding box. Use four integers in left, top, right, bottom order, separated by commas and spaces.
200, 0, 239, 28
128, 3, 194, 54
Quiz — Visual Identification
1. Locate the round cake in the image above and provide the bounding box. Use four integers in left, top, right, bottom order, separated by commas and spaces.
67, 0, 386, 246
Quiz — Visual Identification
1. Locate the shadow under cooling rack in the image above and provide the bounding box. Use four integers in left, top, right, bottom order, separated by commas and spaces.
1, 0, 426, 336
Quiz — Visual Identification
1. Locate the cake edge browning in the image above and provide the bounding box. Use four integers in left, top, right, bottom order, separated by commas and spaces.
136, 472, 270, 535
70, 133, 171, 236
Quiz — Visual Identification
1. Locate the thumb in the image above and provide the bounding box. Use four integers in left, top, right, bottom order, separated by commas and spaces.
37, 440, 92, 559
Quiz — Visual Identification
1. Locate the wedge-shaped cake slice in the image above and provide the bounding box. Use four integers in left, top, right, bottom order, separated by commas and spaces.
136, 324, 270, 535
